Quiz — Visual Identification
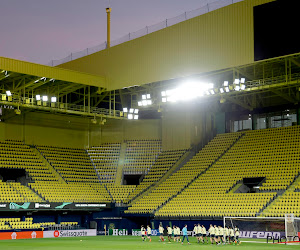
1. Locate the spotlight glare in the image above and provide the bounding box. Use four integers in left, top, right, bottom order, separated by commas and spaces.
241, 84, 246, 90
220, 88, 224, 93
162, 97, 167, 103
123, 107, 128, 113
146, 94, 151, 99
36, 95, 41, 101
129, 108, 134, 113
142, 95, 146, 100
134, 109, 139, 114
138, 101, 142, 106
51, 97, 57, 103
234, 79, 240, 84
42, 96, 48, 102
210, 89, 215, 95
161, 91, 166, 97
142, 100, 148, 106
225, 87, 230, 93
224, 81, 229, 87
134, 115, 139, 120
235, 85, 240, 91
147, 100, 152, 105
6, 90, 12, 96
128, 114, 133, 120
241, 78, 246, 84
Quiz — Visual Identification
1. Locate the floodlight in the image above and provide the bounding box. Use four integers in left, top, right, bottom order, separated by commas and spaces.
142, 100, 148, 106
241, 78, 245, 84
6, 90, 12, 96
134, 115, 139, 120
142, 95, 146, 100
147, 100, 152, 105
241, 84, 246, 90
42, 96, 48, 102
128, 114, 133, 120
225, 87, 230, 93
208, 83, 214, 89
162, 97, 167, 103
129, 108, 134, 113
34, 80, 39, 83
234, 79, 240, 84
161, 91, 166, 97
220, 88, 224, 94
224, 81, 229, 87
51, 97, 57, 103
210, 90, 215, 95
234, 85, 240, 91
146, 94, 151, 99
166, 90, 172, 96
205, 91, 210, 95
36, 95, 41, 101
123, 107, 128, 113
134, 109, 139, 114
138, 101, 142, 106
287, 114, 290, 117
40, 77, 46, 81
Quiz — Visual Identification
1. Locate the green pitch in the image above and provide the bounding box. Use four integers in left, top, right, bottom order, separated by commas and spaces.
0, 236, 298, 250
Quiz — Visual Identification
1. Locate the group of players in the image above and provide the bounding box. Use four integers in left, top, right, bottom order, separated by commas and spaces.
140, 224, 240, 245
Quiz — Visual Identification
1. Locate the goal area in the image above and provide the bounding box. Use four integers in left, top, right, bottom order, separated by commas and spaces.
223, 215, 300, 243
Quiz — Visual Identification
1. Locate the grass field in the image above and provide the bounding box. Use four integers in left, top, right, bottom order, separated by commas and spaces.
0, 236, 298, 250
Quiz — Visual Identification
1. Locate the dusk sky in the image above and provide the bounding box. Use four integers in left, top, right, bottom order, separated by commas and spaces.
0, 0, 212, 65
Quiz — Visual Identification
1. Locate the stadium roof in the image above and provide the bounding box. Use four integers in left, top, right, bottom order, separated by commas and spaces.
0, 57, 106, 91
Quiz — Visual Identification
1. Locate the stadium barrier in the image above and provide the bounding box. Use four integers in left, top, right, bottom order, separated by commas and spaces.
44, 229, 97, 238
0, 202, 110, 211
0, 229, 97, 240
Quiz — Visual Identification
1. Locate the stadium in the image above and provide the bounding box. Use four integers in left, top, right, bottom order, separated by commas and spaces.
0, 0, 300, 249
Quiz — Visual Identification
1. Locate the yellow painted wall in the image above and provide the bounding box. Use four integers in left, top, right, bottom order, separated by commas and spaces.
58, 0, 274, 91
90, 119, 161, 146
2, 112, 161, 148
161, 103, 215, 151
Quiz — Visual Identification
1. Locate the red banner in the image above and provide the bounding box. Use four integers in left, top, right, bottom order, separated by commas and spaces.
0, 231, 43, 240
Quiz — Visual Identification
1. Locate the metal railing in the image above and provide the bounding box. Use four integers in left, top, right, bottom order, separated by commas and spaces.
47, 0, 243, 66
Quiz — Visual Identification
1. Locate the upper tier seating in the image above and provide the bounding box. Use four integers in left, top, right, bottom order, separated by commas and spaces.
87, 143, 121, 184
125, 149, 187, 203
37, 145, 99, 183
156, 126, 300, 217
123, 140, 161, 174
125, 133, 241, 214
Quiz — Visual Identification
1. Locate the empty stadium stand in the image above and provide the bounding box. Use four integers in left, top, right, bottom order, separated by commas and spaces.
155, 126, 300, 217
0, 217, 78, 230
125, 133, 242, 214
125, 149, 187, 203
123, 140, 161, 174
87, 143, 121, 184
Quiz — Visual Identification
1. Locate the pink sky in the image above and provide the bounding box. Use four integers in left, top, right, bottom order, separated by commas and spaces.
0, 0, 213, 65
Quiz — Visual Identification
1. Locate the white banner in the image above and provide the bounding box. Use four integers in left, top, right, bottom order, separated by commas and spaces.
44, 229, 96, 238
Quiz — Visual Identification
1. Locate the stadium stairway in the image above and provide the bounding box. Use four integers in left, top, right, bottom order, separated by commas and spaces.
115, 142, 127, 185
154, 133, 245, 215
33, 146, 66, 184
126, 149, 194, 206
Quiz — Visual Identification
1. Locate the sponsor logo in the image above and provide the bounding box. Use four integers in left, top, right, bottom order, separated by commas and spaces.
31, 232, 37, 239
54, 231, 60, 237
240, 231, 284, 238
35, 203, 51, 208
11, 232, 17, 240
74, 204, 106, 208
110, 229, 128, 236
